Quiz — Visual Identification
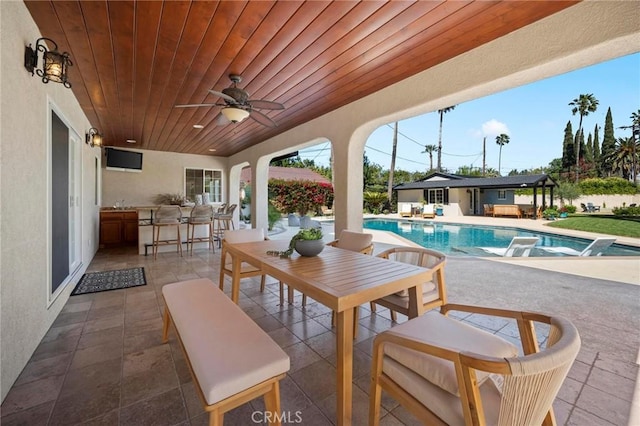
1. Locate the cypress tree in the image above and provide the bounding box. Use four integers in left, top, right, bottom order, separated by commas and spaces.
593, 124, 601, 176
585, 132, 594, 164
578, 128, 586, 160
561, 120, 575, 174
601, 107, 616, 176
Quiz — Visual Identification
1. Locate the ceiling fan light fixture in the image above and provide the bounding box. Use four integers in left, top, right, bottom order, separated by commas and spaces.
221, 107, 250, 123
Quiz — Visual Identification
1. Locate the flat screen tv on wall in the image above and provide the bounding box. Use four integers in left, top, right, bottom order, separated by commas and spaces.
105, 147, 143, 172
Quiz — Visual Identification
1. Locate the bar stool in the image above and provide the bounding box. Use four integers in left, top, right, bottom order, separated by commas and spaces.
187, 205, 215, 255
213, 204, 237, 247
152, 205, 183, 260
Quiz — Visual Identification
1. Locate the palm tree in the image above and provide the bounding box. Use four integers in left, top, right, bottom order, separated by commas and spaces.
631, 110, 640, 182
495, 133, 510, 175
605, 136, 638, 180
569, 94, 599, 182
422, 144, 438, 171
436, 105, 456, 171
387, 122, 398, 202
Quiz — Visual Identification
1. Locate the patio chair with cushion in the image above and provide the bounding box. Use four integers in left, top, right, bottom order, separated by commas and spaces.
369, 247, 447, 322
369, 304, 581, 426
483, 204, 494, 216
587, 202, 601, 212
540, 237, 616, 257
479, 236, 539, 257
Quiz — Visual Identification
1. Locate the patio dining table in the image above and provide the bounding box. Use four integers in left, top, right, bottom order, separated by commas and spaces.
223, 239, 435, 425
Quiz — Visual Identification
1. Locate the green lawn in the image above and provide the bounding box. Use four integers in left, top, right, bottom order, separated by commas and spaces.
546, 215, 640, 238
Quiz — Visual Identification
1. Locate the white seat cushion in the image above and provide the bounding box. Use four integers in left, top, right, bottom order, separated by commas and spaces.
163, 278, 289, 405
383, 356, 501, 426
386, 282, 438, 305
383, 310, 517, 396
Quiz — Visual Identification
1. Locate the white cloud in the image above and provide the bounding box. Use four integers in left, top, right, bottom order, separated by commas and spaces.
481, 119, 510, 137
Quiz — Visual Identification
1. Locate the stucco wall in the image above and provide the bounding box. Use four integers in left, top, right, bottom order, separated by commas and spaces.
101, 149, 228, 207
516, 194, 640, 211
0, 1, 97, 400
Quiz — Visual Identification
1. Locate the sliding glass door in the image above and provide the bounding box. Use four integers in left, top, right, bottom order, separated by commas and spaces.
50, 106, 81, 303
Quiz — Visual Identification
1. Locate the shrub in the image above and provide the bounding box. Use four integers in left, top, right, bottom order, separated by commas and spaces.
579, 177, 638, 195
268, 179, 334, 216
267, 201, 282, 230
612, 206, 640, 216
363, 191, 388, 214
564, 205, 577, 214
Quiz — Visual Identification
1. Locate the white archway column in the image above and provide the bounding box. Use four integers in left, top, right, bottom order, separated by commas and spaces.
331, 126, 373, 235
227, 163, 246, 228
251, 156, 271, 233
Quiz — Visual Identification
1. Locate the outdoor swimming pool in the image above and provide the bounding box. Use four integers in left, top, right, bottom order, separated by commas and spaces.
363, 218, 640, 257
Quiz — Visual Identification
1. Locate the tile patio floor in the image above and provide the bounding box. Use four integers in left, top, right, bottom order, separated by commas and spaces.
1, 223, 638, 425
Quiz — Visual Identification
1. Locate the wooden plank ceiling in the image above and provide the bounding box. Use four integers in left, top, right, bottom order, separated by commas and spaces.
25, 1, 576, 157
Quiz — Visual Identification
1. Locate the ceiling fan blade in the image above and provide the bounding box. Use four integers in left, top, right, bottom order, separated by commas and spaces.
215, 112, 229, 126
209, 89, 237, 103
248, 99, 285, 110
249, 110, 277, 127
174, 103, 218, 108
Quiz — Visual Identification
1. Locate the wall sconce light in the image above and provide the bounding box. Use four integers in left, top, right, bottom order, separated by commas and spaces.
86, 128, 103, 148
221, 106, 250, 123
24, 37, 73, 88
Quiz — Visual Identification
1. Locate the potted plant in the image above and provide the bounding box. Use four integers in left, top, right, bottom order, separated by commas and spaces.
558, 206, 569, 218
267, 228, 324, 258
543, 207, 558, 220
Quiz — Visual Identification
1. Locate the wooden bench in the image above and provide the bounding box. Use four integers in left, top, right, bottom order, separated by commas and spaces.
492, 204, 522, 218
162, 278, 290, 426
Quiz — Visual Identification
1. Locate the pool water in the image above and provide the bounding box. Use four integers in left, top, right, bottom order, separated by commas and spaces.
363, 219, 640, 257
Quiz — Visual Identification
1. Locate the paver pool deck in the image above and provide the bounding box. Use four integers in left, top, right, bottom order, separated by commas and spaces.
1, 214, 637, 425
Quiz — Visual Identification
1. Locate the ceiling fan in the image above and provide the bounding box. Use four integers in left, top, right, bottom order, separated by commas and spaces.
175, 74, 285, 127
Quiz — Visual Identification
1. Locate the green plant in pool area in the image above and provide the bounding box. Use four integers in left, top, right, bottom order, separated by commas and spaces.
543, 207, 558, 219
546, 216, 640, 238
266, 228, 323, 258
612, 206, 640, 216
363, 191, 388, 214
267, 201, 282, 231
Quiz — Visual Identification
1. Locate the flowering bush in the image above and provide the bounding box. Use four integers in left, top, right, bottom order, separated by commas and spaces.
268, 179, 334, 216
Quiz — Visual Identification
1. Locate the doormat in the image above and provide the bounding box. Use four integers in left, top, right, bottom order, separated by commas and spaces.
71, 267, 147, 296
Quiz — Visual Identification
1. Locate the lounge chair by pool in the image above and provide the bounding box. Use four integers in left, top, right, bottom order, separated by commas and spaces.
422, 204, 435, 218
540, 237, 615, 257
479, 236, 539, 257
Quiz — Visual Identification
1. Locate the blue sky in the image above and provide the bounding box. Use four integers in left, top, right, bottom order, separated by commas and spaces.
298, 52, 640, 174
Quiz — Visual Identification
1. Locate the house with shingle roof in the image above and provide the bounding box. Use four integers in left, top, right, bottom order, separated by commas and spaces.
394, 172, 557, 217
240, 166, 331, 185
